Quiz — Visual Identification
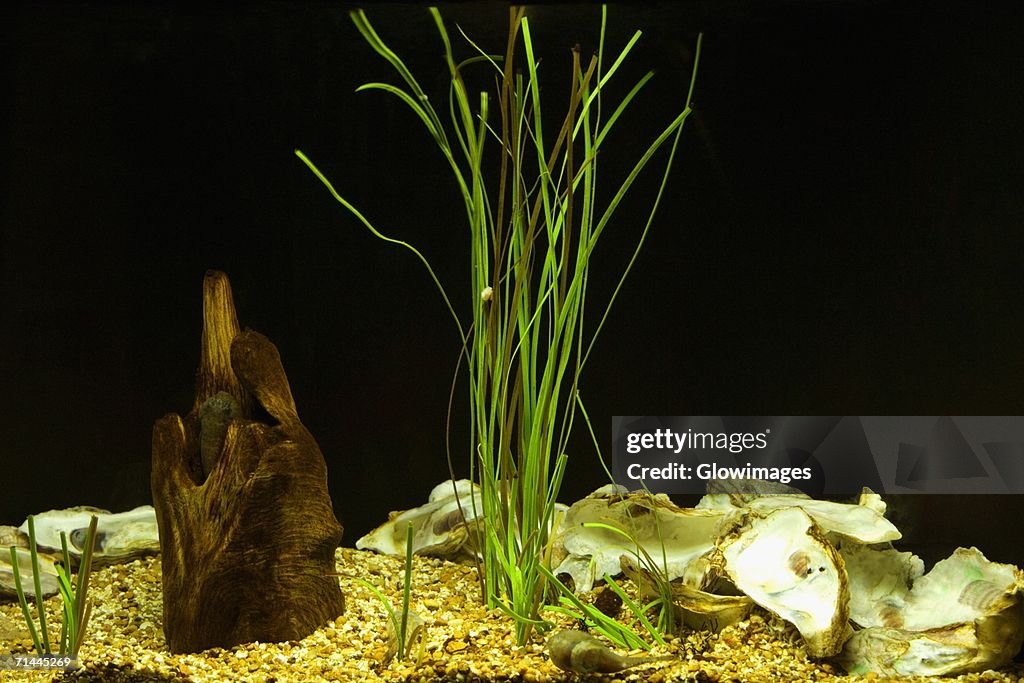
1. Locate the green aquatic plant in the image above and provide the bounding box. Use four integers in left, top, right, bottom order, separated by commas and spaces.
549, 403, 677, 643
540, 566, 664, 651
355, 522, 424, 665
539, 510, 676, 649
297, 5, 701, 645
8, 514, 98, 658
582, 521, 677, 636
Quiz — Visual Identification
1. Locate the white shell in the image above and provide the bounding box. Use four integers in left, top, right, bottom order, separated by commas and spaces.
719, 507, 850, 658
747, 497, 899, 544
837, 547, 1024, 676
841, 543, 924, 629
550, 487, 732, 593
356, 480, 483, 558
19, 505, 159, 564
698, 488, 900, 544
357, 480, 569, 561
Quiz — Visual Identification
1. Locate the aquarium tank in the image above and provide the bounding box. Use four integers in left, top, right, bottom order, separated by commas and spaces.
2, 1, 1023, 681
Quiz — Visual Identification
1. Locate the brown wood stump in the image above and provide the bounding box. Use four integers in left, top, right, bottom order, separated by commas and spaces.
151, 270, 344, 653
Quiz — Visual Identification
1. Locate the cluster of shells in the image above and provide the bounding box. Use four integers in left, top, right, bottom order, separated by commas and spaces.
0, 505, 159, 599
357, 479, 1024, 677
3, 486, 1021, 676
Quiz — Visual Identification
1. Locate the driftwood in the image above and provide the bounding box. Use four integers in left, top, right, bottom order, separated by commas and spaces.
151, 270, 344, 653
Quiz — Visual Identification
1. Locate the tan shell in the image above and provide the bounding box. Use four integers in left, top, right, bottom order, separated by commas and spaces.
1, 523, 59, 599
0, 547, 61, 599
619, 554, 753, 632
0, 526, 27, 550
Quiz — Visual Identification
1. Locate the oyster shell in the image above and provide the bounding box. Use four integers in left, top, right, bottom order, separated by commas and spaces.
357, 479, 569, 561
0, 525, 27, 550
695, 477, 810, 510
697, 484, 900, 544
356, 481, 585, 562
1, 524, 60, 599
841, 543, 924, 629
719, 507, 850, 658
550, 486, 732, 593
745, 497, 899, 544
356, 480, 483, 559
620, 554, 753, 632
837, 547, 1024, 676
0, 547, 61, 599
19, 505, 159, 566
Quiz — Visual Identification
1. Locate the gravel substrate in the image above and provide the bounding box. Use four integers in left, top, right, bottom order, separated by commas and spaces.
1, 548, 1022, 682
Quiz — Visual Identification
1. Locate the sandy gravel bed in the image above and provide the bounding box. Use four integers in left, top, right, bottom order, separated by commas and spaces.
1, 548, 1021, 682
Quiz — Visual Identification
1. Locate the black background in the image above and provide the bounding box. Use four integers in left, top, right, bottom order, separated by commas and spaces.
3, 1, 1023, 568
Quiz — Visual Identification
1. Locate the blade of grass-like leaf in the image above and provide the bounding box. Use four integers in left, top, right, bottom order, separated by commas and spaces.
583, 521, 634, 541
55, 564, 75, 655
539, 565, 650, 650
447, 80, 475, 178
576, 393, 615, 481
520, 18, 556, 235
544, 604, 638, 650
356, 577, 402, 660
579, 29, 643, 115
28, 517, 50, 654
355, 83, 444, 146
351, 10, 445, 139
585, 108, 690, 255
590, 71, 655, 148
76, 602, 92, 658
428, 8, 455, 75
456, 26, 504, 76
9, 546, 44, 654
581, 34, 701, 369
354, 82, 472, 209
593, 6, 608, 129
400, 522, 413, 661
59, 531, 74, 654
431, 9, 478, 156
602, 573, 665, 646
294, 149, 466, 345
72, 516, 98, 656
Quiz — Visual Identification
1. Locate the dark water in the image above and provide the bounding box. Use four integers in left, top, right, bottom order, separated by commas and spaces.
2, 1, 1023, 568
